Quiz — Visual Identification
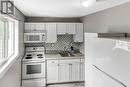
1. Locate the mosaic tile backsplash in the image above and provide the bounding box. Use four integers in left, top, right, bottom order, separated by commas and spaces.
25, 35, 83, 52
45, 35, 82, 51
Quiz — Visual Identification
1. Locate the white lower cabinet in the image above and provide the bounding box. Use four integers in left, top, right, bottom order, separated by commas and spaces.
80, 61, 85, 81
47, 59, 85, 84
58, 63, 70, 82
47, 60, 59, 83
70, 63, 80, 81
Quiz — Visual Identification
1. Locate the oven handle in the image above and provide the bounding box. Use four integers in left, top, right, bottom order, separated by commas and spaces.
23, 61, 45, 64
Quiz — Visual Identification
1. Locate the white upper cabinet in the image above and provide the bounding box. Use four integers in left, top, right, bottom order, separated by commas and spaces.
46, 23, 57, 43
57, 23, 66, 34
24, 22, 83, 43
35, 23, 45, 30
73, 23, 84, 42
25, 23, 45, 31
25, 23, 35, 31
57, 23, 76, 35
66, 23, 76, 34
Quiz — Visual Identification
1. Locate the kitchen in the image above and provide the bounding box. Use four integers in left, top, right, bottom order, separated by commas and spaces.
0, 0, 130, 87
22, 22, 84, 87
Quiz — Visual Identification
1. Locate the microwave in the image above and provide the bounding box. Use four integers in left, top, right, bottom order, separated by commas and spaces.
24, 33, 46, 43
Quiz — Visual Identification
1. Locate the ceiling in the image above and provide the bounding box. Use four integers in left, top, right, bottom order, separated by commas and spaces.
13, 0, 130, 17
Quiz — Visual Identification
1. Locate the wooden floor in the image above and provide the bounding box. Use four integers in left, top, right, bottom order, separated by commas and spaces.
47, 82, 85, 87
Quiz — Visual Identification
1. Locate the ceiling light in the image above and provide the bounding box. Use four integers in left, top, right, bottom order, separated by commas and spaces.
82, 0, 96, 7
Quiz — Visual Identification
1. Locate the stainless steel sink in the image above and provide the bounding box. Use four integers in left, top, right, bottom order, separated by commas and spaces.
59, 51, 75, 57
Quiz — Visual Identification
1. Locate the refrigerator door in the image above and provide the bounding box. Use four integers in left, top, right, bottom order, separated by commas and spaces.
92, 66, 124, 87
85, 33, 129, 87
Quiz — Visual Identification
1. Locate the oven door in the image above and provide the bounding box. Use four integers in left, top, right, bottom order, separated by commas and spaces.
22, 62, 45, 79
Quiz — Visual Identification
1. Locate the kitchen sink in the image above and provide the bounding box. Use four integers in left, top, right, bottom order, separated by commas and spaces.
59, 51, 75, 57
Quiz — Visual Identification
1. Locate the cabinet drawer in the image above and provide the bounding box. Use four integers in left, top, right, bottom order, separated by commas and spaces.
59, 59, 80, 64
22, 79, 46, 87
81, 59, 85, 63
47, 60, 58, 64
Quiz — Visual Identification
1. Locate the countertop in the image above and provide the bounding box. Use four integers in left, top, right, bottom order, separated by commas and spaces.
45, 53, 84, 60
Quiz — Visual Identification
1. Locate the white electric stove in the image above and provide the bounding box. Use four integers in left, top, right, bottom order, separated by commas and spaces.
22, 47, 46, 87
22, 47, 45, 62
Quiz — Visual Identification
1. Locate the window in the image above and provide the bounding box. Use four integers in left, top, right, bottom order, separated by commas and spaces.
0, 19, 5, 64
0, 15, 18, 66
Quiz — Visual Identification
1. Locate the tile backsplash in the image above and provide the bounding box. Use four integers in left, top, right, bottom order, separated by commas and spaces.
25, 35, 83, 52
45, 35, 82, 51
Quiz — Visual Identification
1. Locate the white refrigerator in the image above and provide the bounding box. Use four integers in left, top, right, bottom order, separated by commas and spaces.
85, 33, 130, 87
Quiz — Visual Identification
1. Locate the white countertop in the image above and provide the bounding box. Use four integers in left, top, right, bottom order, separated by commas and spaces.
45, 53, 84, 60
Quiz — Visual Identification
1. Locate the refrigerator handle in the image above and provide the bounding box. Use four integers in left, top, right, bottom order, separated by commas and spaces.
93, 65, 127, 87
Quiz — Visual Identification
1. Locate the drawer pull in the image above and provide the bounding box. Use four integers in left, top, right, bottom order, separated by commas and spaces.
51, 61, 55, 63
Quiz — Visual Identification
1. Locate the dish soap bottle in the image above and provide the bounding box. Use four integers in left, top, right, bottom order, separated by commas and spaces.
70, 46, 74, 55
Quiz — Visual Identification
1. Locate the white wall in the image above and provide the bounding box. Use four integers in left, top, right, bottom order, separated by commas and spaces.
80, 2, 130, 54
81, 2, 130, 33
0, 58, 22, 87
0, 1, 25, 87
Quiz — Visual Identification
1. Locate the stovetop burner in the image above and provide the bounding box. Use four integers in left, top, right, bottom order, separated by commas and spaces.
37, 54, 43, 56
26, 57, 32, 59
24, 52, 45, 61
38, 56, 43, 59
27, 54, 32, 56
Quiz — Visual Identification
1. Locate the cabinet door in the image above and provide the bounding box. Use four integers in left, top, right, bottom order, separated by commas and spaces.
66, 23, 76, 34
35, 23, 45, 30
80, 61, 85, 81
25, 23, 35, 31
74, 23, 84, 42
70, 63, 80, 81
57, 23, 66, 34
47, 60, 59, 83
46, 23, 57, 43
58, 63, 69, 82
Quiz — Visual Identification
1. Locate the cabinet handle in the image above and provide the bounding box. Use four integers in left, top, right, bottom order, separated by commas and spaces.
66, 33, 69, 35
51, 61, 55, 63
